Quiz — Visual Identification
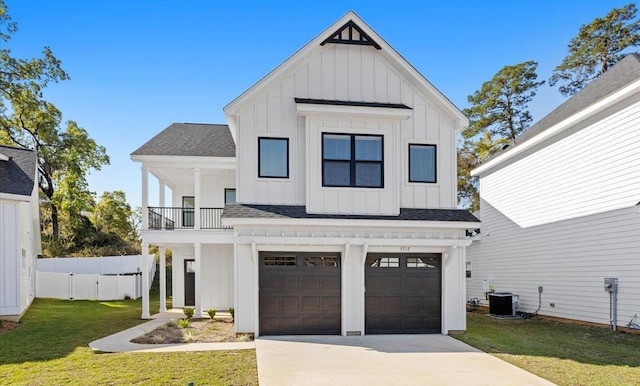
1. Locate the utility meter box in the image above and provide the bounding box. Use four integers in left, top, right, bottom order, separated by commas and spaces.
604, 278, 618, 292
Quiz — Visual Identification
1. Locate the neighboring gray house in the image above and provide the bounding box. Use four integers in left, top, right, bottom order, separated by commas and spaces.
0, 145, 41, 320
467, 54, 640, 328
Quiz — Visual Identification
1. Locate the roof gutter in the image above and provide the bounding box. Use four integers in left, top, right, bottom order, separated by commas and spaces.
471, 77, 640, 177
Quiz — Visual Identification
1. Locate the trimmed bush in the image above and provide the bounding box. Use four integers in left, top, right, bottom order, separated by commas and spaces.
183, 307, 194, 319
207, 308, 216, 319
177, 318, 190, 329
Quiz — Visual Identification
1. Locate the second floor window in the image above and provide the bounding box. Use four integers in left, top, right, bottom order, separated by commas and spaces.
322, 133, 383, 188
258, 137, 289, 178
409, 144, 437, 183
225, 188, 236, 204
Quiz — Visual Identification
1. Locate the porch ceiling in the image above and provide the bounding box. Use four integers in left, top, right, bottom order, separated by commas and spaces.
149, 167, 234, 190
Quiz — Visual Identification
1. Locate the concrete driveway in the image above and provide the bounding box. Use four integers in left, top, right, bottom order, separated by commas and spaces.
255, 335, 555, 386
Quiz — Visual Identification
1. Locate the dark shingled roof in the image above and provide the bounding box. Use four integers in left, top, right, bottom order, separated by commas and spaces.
0, 145, 37, 196
491, 53, 640, 159
131, 123, 235, 157
222, 203, 480, 223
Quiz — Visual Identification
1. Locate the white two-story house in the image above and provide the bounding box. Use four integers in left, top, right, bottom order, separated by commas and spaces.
132, 11, 479, 336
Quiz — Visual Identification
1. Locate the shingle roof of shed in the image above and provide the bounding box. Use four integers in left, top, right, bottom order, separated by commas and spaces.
222, 203, 480, 222
0, 145, 37, 196
492, 53, 640, 158
131, 123, 235, 157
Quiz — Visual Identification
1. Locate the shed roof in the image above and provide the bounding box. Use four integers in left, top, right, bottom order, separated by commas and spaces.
222, 203, 480, 223
131, 123, 235, 157
0, 145, 37, 196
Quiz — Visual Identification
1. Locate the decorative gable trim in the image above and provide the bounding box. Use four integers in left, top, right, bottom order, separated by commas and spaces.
224, 11, 467, 130
320, 20, 381, 49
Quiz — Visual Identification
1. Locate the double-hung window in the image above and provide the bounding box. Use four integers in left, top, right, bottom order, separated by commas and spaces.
408, 144, 437, 183
258, 137, 289, 178
322, 133, 383, 188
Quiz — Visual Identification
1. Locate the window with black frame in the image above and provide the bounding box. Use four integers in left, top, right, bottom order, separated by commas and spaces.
224, 188, 236, 204
258, 137, 289, 178
322, 133, 383, 188
409, 144, 437, 183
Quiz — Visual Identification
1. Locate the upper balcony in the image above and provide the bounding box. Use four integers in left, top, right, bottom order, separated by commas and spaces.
148, 207, 231, 230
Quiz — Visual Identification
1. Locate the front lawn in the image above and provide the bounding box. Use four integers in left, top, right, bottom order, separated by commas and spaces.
457, 311, 640, 386
0, 292, 257, 385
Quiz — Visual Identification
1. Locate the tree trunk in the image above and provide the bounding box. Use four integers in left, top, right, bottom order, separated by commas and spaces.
51, 203, 59, 238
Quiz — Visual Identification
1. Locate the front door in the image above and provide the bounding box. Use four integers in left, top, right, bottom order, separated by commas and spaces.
184, 259, 195, 306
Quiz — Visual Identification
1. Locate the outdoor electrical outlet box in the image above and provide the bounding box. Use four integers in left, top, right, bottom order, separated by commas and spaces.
604, 278, 618, 292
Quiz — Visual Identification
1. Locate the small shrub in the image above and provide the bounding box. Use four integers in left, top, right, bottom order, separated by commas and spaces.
183, 307, 194, 319
183, 330, 196, 342
177, 318, 190, 329
229, 307, 234, 320
207, 308, 216, 319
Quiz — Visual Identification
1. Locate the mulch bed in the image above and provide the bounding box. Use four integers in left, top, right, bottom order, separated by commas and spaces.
131, 318, 253, 344
0, 320, 20, 334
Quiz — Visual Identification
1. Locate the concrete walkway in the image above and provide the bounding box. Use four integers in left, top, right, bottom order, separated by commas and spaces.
256, 335, 555, 386
88, 310, 255, 353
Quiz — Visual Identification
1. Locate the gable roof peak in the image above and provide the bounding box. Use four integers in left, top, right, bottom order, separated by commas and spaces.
224, 11, 467, 129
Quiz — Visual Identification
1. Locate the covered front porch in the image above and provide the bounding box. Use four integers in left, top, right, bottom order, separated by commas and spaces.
140, 236, 234, 320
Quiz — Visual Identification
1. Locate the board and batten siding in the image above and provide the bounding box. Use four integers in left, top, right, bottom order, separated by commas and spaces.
467, 96, 640, 327
235, 44, 457, 212
171, 245, 234, 310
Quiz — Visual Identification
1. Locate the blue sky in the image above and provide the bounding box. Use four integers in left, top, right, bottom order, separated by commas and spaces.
4, 0, 629, 207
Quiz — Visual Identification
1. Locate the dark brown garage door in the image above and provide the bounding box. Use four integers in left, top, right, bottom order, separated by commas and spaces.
259, 252, 341, 335
365, 253, 441, 334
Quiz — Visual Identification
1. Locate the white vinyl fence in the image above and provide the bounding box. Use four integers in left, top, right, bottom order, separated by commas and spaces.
36, 255, 156, 301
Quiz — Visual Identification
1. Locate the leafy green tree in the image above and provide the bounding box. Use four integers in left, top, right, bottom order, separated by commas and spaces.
457, 133, 508, 212
458, 61, 543, 210
463, 61, 544, 143
91, 191, 138, 243
550, 3, 640, 96
0, 1, 109, 237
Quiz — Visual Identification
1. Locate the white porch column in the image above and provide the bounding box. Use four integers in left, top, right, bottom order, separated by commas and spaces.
159, 181, 165, 206
159, 246, 167, 313
141, 242, 150, 319
141, 166, 149, 230
194, 168, 201, 230
194, 242, 202, 317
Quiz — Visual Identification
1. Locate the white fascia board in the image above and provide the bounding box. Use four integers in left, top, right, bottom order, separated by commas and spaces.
130, 154, 236, 169
0, 152, 9, 161
223, 217, 479, 230
223, 11, 467, 129
235, 236, 473, 248
296, 103, 412, 120
0, 192, 31, 202
141, 230, 234, 245
472, 78, 640, 177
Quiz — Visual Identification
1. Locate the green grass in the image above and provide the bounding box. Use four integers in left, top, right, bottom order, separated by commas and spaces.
0, 279, 257, 385
456, 311, 640, 386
